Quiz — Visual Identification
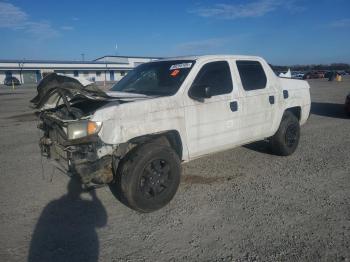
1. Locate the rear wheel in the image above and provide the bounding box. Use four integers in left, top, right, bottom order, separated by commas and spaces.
112, 143, 181, 212
270, 111, 300, 156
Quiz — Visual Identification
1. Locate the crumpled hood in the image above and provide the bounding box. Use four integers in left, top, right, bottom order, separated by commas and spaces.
31, 73, 152, 110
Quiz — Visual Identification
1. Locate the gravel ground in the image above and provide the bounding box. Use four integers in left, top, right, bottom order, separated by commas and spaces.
0, 78, 349, 262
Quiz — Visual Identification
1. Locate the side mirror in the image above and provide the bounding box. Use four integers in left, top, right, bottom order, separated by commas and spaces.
189, 84, 212, 100
204, 86, 212, 98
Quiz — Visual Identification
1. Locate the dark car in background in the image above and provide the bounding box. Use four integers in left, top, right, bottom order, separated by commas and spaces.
324, 71, 333, 79
4, 76, 21, 86
302, 71, 324, 79
345, 93, 350, 116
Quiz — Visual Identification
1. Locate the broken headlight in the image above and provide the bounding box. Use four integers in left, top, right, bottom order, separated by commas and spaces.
67, 120, 102, 140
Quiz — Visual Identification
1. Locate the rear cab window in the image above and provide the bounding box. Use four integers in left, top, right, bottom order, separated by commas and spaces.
236, 60, 267, 91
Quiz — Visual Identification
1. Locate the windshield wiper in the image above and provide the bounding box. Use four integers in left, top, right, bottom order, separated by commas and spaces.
139, 90, 171, 96
121, 88, 139, 93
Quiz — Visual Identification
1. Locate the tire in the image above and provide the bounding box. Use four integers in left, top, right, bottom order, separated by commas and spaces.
112, 143, 181, 213
270, 111, 300, 156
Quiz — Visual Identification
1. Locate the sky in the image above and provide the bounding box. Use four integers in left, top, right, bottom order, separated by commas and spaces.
0, 0, 349, 65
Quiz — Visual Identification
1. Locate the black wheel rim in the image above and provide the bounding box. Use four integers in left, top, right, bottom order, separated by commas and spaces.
285, 123, 298, 148
139, 159, 171, 198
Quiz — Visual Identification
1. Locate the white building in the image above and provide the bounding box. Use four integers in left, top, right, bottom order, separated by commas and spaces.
0, 55, 160, 84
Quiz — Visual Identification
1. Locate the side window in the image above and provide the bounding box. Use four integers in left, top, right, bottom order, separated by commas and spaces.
236, 61, 267, 91
191, 61, 233, 96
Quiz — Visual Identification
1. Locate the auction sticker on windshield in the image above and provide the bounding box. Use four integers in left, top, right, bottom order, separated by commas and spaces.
169, 63, 192, 70
170, 69, 180, 77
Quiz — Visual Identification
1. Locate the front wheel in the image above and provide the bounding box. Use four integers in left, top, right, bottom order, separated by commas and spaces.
270, 111, 300, 156
112, 143, 181, 212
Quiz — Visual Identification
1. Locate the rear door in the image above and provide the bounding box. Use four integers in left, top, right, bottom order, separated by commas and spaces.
234, 60, 277, 142
184, 60, 241, 158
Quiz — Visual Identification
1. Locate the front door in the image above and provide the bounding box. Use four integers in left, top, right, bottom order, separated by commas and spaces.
184, 60, 241, 158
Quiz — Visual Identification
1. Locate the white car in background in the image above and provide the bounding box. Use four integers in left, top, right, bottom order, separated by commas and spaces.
292, 73, 305, 79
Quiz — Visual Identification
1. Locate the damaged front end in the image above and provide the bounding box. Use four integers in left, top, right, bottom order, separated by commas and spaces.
32, 73, 120, 185
38, 113, 114, 184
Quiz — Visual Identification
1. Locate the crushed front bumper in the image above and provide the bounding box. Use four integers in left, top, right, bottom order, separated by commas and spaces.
39, 125, 114, 185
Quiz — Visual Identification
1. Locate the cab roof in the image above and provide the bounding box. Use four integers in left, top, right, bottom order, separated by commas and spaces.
157, 55, 263, 62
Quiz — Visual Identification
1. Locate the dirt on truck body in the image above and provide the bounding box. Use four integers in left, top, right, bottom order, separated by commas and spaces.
32, 55, 310, 213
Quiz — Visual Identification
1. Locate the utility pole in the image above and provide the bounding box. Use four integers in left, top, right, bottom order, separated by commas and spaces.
18, 59, 24, 84
104, 62, 107, 87
18, 62, 22, 85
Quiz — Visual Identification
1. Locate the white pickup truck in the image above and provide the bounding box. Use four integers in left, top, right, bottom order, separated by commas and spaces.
32, 55, 311, 212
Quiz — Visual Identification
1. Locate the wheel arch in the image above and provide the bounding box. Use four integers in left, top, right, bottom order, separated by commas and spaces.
130, 130, 183, 160
285, 106, 301, 121
114, 130, 184, 161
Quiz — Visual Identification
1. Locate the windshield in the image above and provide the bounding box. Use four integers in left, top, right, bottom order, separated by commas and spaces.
111, 60, 195, 96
